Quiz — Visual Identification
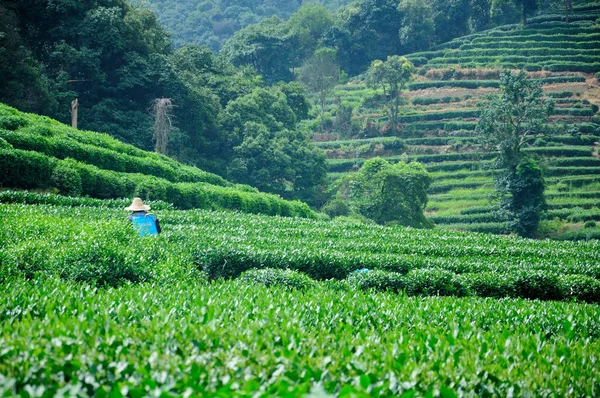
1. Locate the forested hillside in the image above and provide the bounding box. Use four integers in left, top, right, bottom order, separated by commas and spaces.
315, 4, 600, 238
0, 0, 327, 205
128, 0, 353, 51
135, 0, 548, 76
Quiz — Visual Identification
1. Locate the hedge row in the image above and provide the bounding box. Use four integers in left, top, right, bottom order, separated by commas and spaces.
411, 96, 466, 105
346, 269, 600, 302
0, 129, 229, 186
547, 166, 600, 177
314, 137, 404, 150
546, 134, 598, 146
428, 180, 490, 194
527, 12, 600, 24
548, 207, 600, 223
548, 175, 600, 187
431, 212, 498, 224
0, 190, 174, 209
547, 91, 575, 98
397, 109, 480, 123
557, 227, 600, 241
548, 157, 600, 167
422, 61, 600, 74
444, 47, 600, 58
0, 105, 228, 187
0, 149, 316, 218
431, 55, 600, 66
486, 26, 600, 38
524, 146, 593, 157
408, 76, 585, 90
472, 33, 600, 44
439, 222, 512, 234
460, 41, 600, 50
434, 207, 600, 225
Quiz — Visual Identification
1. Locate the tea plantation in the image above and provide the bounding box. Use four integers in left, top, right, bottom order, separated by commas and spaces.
0, 104, 315, 219
0, 194, 599, 395
316, 5, 600, 238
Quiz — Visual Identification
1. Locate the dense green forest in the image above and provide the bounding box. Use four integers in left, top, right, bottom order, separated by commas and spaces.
133, 0, 554, 76
0, 0, 326, 205
128, 0, 354, 51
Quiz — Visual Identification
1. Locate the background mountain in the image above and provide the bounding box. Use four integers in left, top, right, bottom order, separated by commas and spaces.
128, 0, 354, 51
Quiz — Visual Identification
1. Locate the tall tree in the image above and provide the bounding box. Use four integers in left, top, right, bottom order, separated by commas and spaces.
334, 157, 432, 227
221, 17, 299, 84
220, 87, 326, 203
493, 0, 538, 25
366, 56, 415, 132
398, 0, 435, 53
298, 48, 340, 133
476, 70, 553, 237
287, 4, 334, 59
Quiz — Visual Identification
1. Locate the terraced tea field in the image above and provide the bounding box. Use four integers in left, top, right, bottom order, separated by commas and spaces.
316, 6, 600, 238
1, 195, 600, 395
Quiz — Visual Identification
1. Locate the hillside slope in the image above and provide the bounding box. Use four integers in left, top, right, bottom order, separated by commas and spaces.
315, 7, 600, 238
0, 104, 315, 218
128, 0, 352, 51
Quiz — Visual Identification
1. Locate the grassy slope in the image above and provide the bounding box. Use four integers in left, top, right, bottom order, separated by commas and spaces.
315, 6, 600, 238
0, 104, 316, 218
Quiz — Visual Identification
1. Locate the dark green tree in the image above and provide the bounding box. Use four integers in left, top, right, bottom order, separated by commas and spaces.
366, 56, 415, 132
287, 4, 334, 59
221, 17, 299, 84
220, 87, 326, 202
398, 0, 435, 53
334, 157, 432, 227
298, 47, 340, 133
477, 70, 553, 237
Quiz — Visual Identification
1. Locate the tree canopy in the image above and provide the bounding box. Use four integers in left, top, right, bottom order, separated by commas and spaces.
331, 157, 432, 227
477, 71, 552, 237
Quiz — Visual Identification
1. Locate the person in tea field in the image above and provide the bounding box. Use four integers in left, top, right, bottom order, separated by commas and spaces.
126, 197, 161, 237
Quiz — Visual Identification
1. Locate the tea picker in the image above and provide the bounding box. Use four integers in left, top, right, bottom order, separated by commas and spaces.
126, 197, 162, 237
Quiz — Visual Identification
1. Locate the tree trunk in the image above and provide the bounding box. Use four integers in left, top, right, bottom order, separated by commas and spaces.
565, 0, 572, 23
521, 6, 527, 27
151, 98, 174, 155
71, 99, 78, 129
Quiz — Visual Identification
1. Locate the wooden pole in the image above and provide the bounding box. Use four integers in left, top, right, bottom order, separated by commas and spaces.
71, 99, 78, 129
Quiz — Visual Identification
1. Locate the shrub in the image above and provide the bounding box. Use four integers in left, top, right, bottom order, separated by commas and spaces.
0, 137, 12, 149
460, 273, 515, 298
405, 268, 467, 297
513, 271, 563, 301
322, 199, 351, 218
57, 224, 153, 287
346, 269, 405, 292
238, 268, 316, 290
560, 275, 600, 303
0, 115, 28, 131
51, 163, 82, 196
584, 221, 597, 229
0, 149, 54, 189
1, 241, 53, 280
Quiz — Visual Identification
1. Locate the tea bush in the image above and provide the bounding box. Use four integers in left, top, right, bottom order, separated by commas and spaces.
239, 268, 316, 290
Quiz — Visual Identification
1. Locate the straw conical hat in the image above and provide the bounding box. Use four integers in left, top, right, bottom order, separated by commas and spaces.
125, 197, 151, 211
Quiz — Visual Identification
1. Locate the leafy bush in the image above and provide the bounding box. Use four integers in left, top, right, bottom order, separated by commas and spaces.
0, 149, 54, 189
346, 270, 405, 292
0, 137, 12, 149
405, 268, 467, 297
560, 275, 600, 303
513, 271, 563, 301
50, 163, 82, 196
238, 268, 316, 290
460, 272, 515, 298
322, 199, 351, 218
